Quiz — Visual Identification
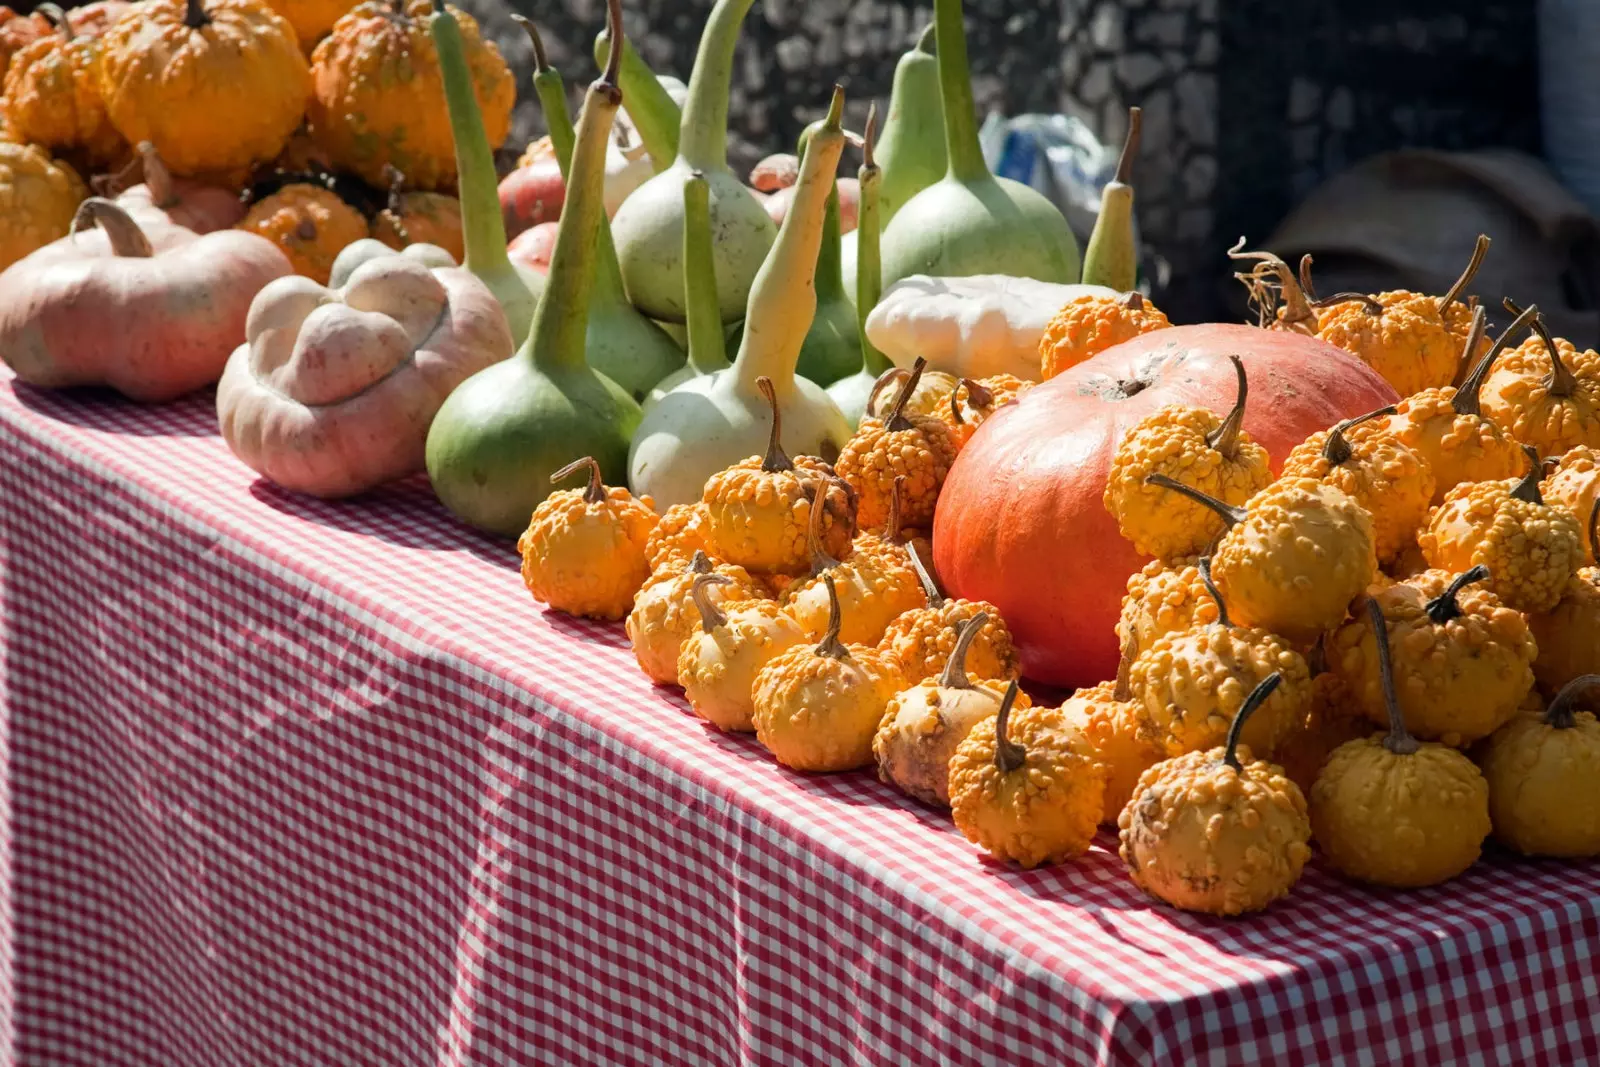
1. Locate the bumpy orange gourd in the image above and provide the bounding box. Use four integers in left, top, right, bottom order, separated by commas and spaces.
307, 0, 512, 190
261, 0, 355, 48
371, 165, 464, 261
878, 542, 1017, 684
238, 182, 367, 284
1385, 305, 1530, 504
940, 374, 1032, 449
1478, 675, 1600, 858
1329, 566, 1535, 746
1148, 475, 1377, 644
1542, 446, 1600, 560
2, 3, 125, 168
1419, 447, 1584, 613
1310, 600, 1491, 887
842, 475, 927, 568
1272, 671, 1375, 797
1527, 500, 1600, 703
949, 680, 1105, 868
1481, 302, 1600, 457
1127, 557, 1312, 757
677, 573, 807, 732
1115, 557, 1217, 663
835, 358, 958, 531
516, 456, 658, 621
1038, 290, 1170, 380
1, 7, 48, 84
645, 501, 713, 571
1280, 405, 1433, 565
0, 140, 84, 269
702, 376, 852, 575
98, 0, 310, 179
1104, 356, 1273, 561
625, 550, 763, 685
873, 613, 1026, 806
1059, 666, 1165, 825
1119, 673, 1312, 915
751, 574, 904, 772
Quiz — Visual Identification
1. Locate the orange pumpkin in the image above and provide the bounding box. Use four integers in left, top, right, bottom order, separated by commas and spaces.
1, 2, 127, 169
238, 182, 367, 284
371, 165, 463, 261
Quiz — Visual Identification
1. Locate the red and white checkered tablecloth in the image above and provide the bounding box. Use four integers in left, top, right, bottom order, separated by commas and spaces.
2, 372, 1598, 1067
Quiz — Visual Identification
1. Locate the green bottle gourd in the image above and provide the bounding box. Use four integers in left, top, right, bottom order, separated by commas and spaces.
644, 171, 731, 408
827, 105, 893, 429
594, 28, 681, 174
518, 16, 684, 402
1081, 106, 1141, 292
425, 0, 642, 538
794, 121, 864, 386
879, 0, 1079, 288
608, 0, 777, 324
431, 0, 542, 342
628, 86, 854, 509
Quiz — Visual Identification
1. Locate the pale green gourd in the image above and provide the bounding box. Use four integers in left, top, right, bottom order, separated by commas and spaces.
425, 0, 641, 538
827, 105, 893, 429
644, 170, 731, 408
431, 0, 542, 342
877, 23, 946, 224
628, 87, 853, 509
594, 27, 681, 173
608, 0, 777, 323
879, 0, 1079, 288
795, 121, 863, 386
519, 17, 683, 402
1081, 107, 1141, 292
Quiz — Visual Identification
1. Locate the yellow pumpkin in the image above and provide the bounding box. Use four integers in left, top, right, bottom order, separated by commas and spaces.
1038, 290, 1170, 380
0, 139, 85, 269
1058, 672, 1166, 825
238, 182, 368, 284
1115, 558, 1218, 663
1541, 446, 1600, 560
371, 164, 464, 261
625, 551, 764, 686
877, 542, 1017, 684
1481, 302, 1600, 457
644, 501, 713, 571
677, 573, 807, 733
1527, 500, 1600, 704
1477, 675, 1600, 858
1, 2, 126, 168
836, 358, 958, 531
261, 0, 355, 49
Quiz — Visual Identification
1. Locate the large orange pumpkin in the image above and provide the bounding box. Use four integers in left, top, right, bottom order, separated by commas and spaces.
933, 324, 1399, 688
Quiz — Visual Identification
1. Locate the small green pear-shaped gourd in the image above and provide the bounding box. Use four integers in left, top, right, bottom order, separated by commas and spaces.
425, 0, 642, 537
879, 0, 1079, 289
431, 0, 542, 342
877, 23, 946, 224
795, 121, 864, 386
645, 171, 732, 408
629, 87, 854, 509
593, 27, 681, 172
828, 106, 894, 428
519, 17, 683, 402
608, 0, 776, 323
1081, 107, 1141, 292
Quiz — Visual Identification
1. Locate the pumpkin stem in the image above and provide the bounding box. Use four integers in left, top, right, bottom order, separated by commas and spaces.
184, 0, 210, 28
907, 542, 945, 608
689, 549, 713, 575
804, 478, 842, 577
1306, 632, 1327, 676
1437, 234, 1490, 316
1123, 290, 1145, 311
1222, 672, 1280, 771
1227, 238, 1315, 333
756, 375, 795, 473
1197, 556, 1231, 628
814, 573, 850, 660
866, 366, 908, 420
1544, 675, 1600, 729
1504, 298, 1578, 399
1113, 633, 1135, 702
70, 198, 152, 258
1368, 598, 1419, 756
550, 455, 606, 504
992, 680, 1027, 774
937, 612, 988, 690
1203, 355, 1249, 458
1588, 497, 1599, 568
1144, 473, 1247, 528
885, 475, 905, 544
961, 377, 994, 412
35, 3, 71, 38
1511, 446, 1545, 505
886, 357, 928, 432
1455, 303, 1536, 417
294, 218, 318, 241
135, 142, 179, 209
1298, 254, 1318, 303
1424, 564, 1489, 624
690, 572, 732, 633
1310, 292, 1384, 315
1321, 404, 1397, 466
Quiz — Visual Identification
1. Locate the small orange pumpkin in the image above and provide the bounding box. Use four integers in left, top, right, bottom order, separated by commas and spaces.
371, 165, 464, 261
238, 182, 368, 284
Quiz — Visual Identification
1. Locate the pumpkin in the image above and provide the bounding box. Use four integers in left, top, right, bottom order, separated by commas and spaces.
107, 141, 243, 233
261, 0, 355, 49
271, 124, 333, 173
1, 2, 126, 169
0, 7, 48, 84
1103, 355, 1273, 561
238, 182, 368, 284
940, 373, 1032, 450
1059, 668, 1166, 825
1272, 671, 1375, 797
878, 542, 1017, 684
751, 573, 905, 772
644, 501, 713, 571
0, 140, 85, 270
1038, 290, 1171, 380
1477, 675, 1600, 858
1329, 566, 1536, 747
677, 572, 807, 732
371, 164, 464, 262
1481, 301, 1600, 456
844, 475, 929, 569
98, 0, 310, 179
1119, 673, 1312, 915
1115, 558, 1217, 664
1527, 500, 1600, 704
625, 551, 763, 686
2, 197, 288, 400
949, 680, 1105, 868
1541, 446, 1600, 560
1310, 599, 1491, 888
836, 358, 958, 531
934, 323, 1397, 688
307, 0, 512, 190
515, 456, 658, 621
215, 246, 512, 496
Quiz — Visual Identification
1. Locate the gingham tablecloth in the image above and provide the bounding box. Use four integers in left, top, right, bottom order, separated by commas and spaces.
2, 373, 1598, 1067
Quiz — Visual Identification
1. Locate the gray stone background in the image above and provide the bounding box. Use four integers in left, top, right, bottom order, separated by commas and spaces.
466, 0, 1538, 322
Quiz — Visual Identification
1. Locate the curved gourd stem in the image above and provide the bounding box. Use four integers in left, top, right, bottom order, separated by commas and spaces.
1423, 565, 1489, 624
690, 572, 732, 633
802, 476, 842, 577
1203, 355, 1250, 459
550, 455, 606, 503
688, 550, 713, 576
1504, 298, 1578, 399
677, 0, 757, 169
937, 612, 989, 690
1321, 404, 1397, 465
1124, 291, 1145, 310
949, 378, 994, 426
36, 4, 71, 38
1438, 235, 1490, 315
1298, 255, 1318, 302
755, 376, 795, 473
71, 199, 152, 258
855, 102, 891, 375
993, 680, 1026, 773
594, 29, 680, 169
886, 357, 927, 432
907, 541, 945, 608
866, 366, 908, 419
1589, 498, 1599, 568
1455, 303, 1537, 417
1113, 633, 1135, 702
934, 0, 988, 183
885, 475, 906, 544
184, 0, 209, 29
1368, 599, 1419, 755
1510, 446, 1545, 505
1144, 473, 1248, 528
683, 170, 730, 374
1223, 672, 1280, 771
1310, 291, 1383, 314
1545, 675, 1600, 729
1228, 239, 1315, 331
1197, 556, 1231, 629
814, 573, 850, 659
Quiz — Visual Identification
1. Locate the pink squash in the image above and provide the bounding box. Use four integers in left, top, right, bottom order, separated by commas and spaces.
111, 142, 245, 233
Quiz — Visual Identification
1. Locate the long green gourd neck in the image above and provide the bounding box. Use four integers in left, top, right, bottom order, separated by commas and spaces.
594, 29, 681, 170
803, 123, 846, 301
731, 87, 847, 391
523, 0, 624, 373
856, 104, 890, 375
431, 0, 514, 278
935, 0, 989, 183
683, 170, 730, 374
677, 0, 756, 169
